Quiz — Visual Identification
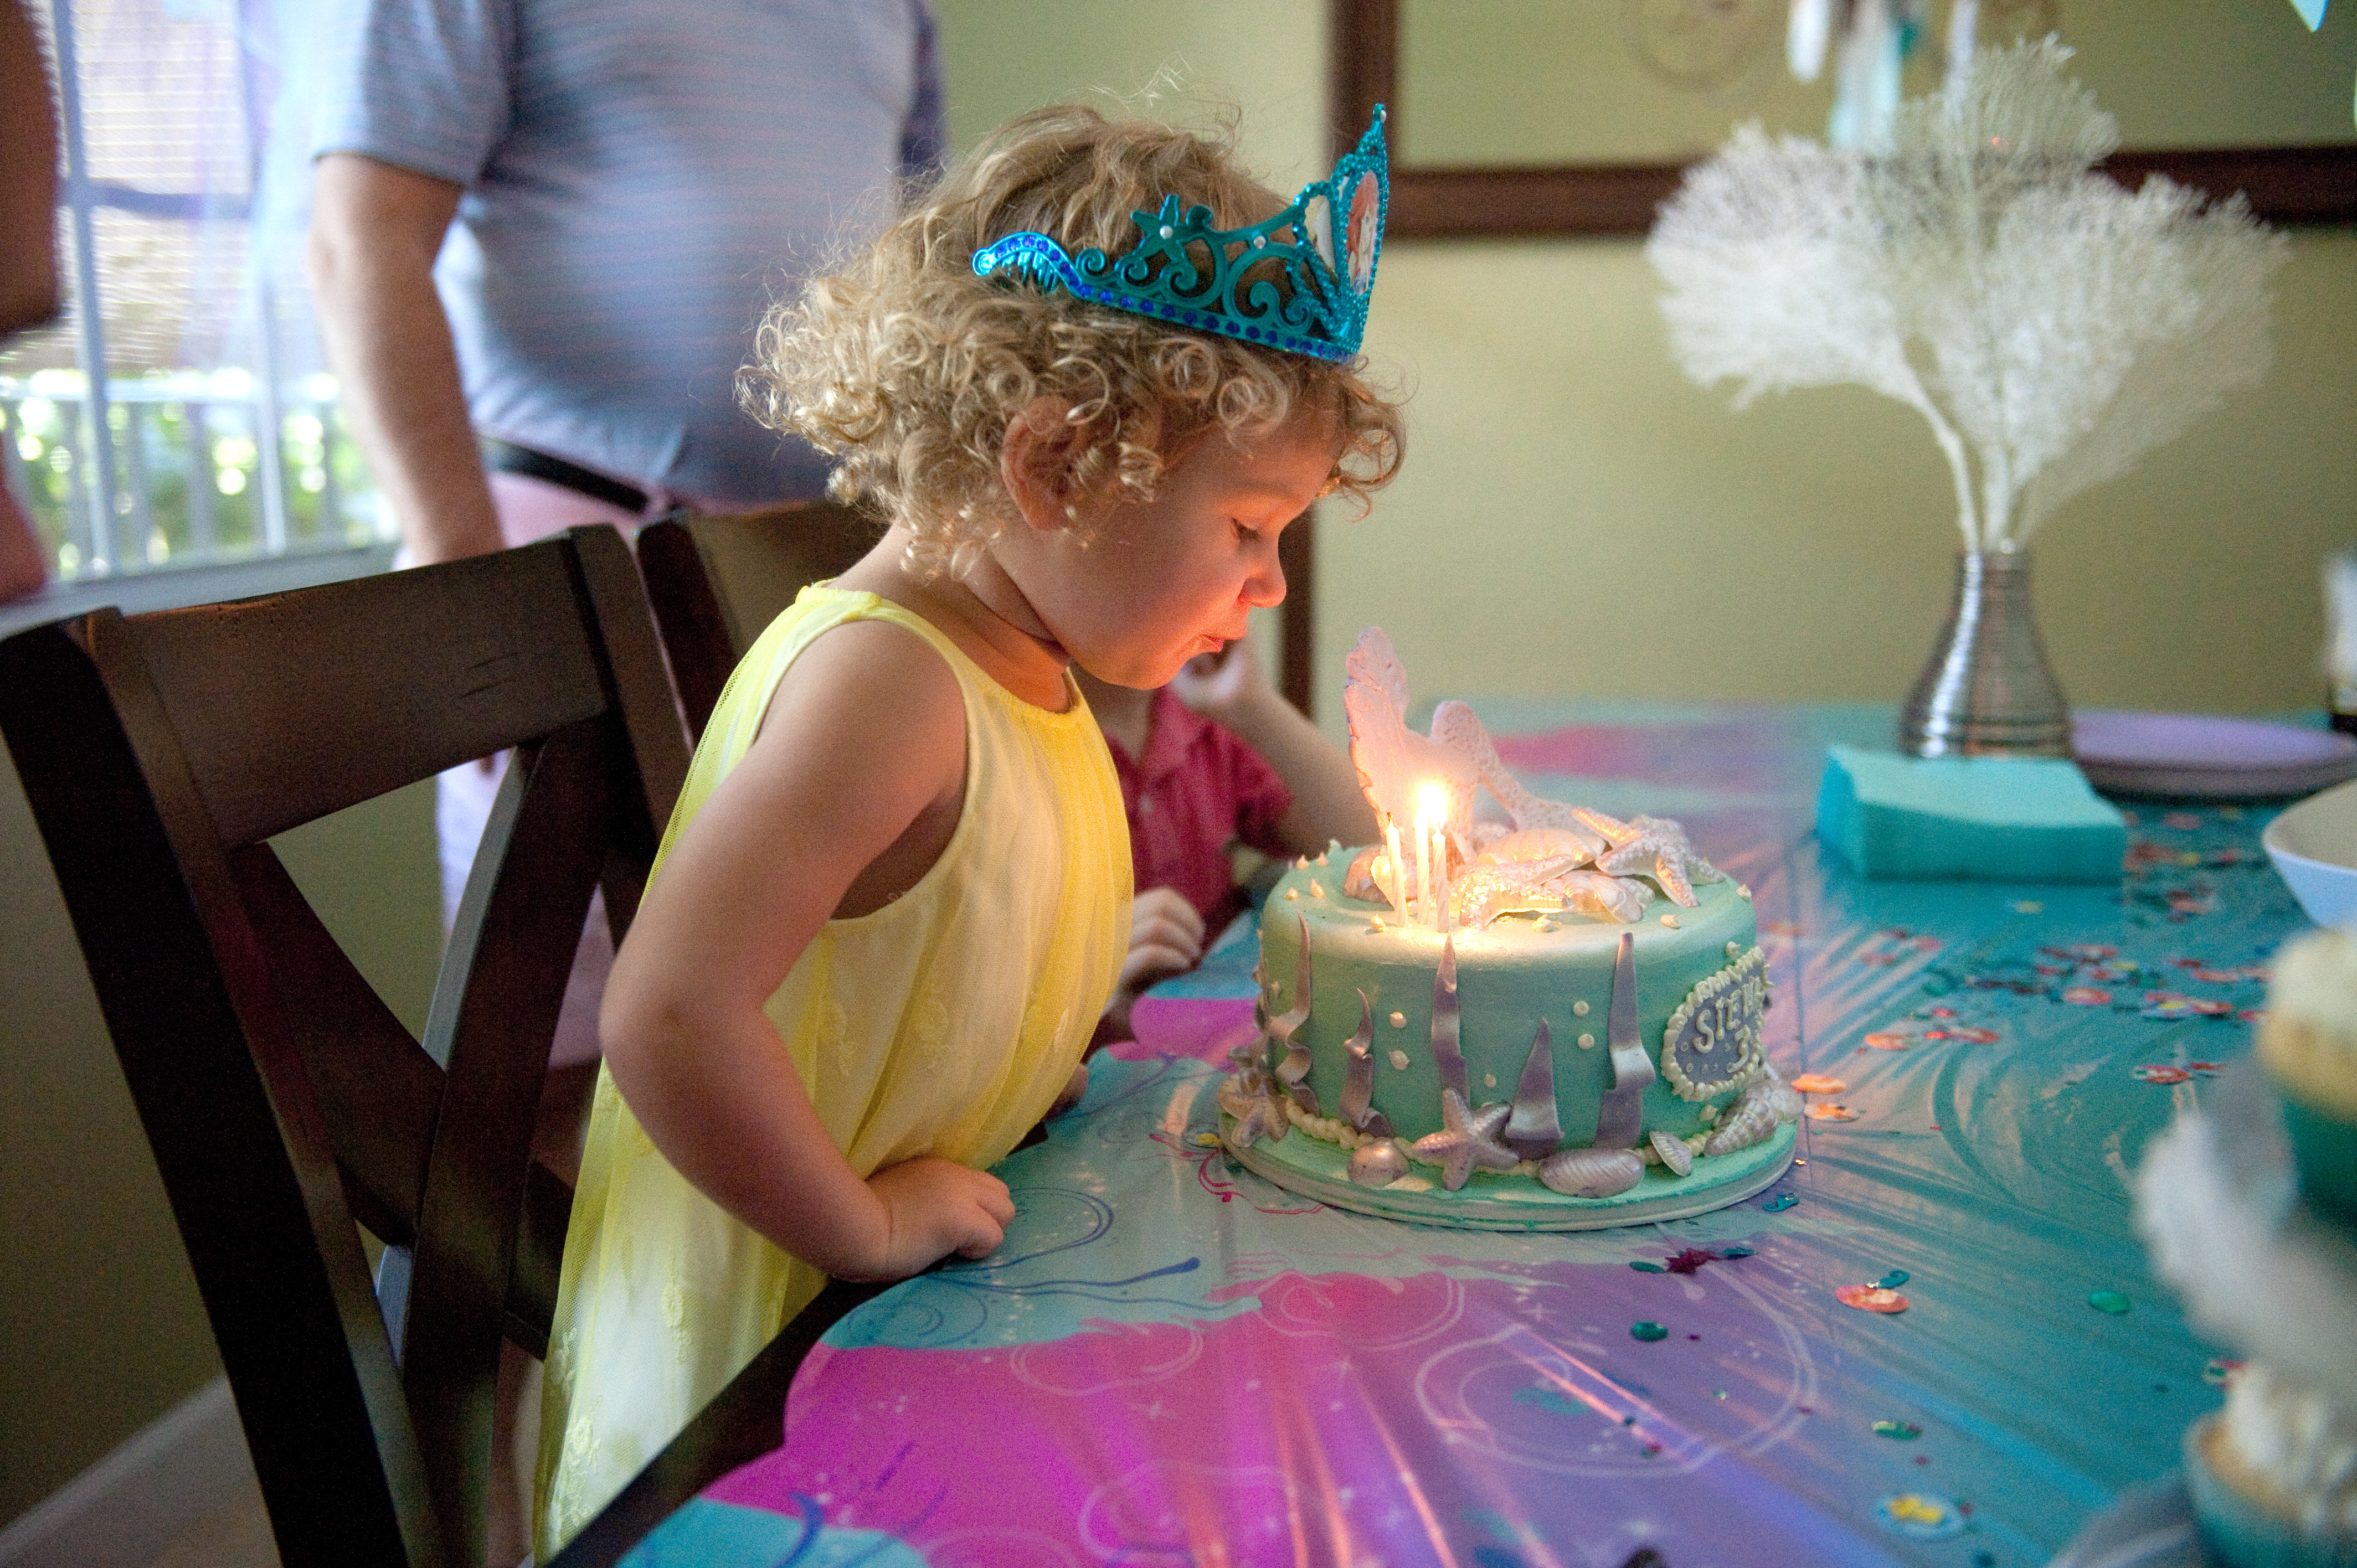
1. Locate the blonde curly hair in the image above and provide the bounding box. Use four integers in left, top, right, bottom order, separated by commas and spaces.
740, 104, 1406, 578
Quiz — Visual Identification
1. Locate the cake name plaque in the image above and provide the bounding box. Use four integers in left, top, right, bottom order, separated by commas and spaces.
1663, 946, 1770, 1102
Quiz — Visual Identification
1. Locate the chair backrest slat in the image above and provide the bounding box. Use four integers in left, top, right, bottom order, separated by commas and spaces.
125, 547, 612, 849
230, 844, 443, 1245
635, 503, 878, 739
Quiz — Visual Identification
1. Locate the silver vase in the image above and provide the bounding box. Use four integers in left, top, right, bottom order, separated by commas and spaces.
1898, 549, 2071, 757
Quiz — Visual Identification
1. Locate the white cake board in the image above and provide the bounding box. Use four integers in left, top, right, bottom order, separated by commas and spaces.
1222, 1116, 1797, 1231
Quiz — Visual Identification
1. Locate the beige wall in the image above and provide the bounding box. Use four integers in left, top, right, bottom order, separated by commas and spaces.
1345, 230, 2357, 718
938, 0, 2357, 726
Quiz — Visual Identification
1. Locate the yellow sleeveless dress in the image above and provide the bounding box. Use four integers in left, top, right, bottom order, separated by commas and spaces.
533, 586, 1128, 1555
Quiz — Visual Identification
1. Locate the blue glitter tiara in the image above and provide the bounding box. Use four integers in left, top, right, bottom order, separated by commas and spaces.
969, 107, 1388, 364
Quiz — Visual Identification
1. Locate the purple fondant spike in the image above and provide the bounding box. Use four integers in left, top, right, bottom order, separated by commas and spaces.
1339, 989, 1391, 1137
1593, 931, 1654, 1149
1503, 1019, 1562, 1160
1430, 933, 1468, 1108
1270, 914, 1315, 1112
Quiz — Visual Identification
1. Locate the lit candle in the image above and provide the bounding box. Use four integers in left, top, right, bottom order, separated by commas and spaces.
1384, 819, 1408, 922
1427, 822, 1444, 930
1417, 782, 1448, 932
1413, 796, 1433, 929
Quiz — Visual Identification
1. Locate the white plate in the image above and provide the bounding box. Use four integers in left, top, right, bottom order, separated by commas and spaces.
2073, 710, 2357, 800
2266, 777, 2357, 928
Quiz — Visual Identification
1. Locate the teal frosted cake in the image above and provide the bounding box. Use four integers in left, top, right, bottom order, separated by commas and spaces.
1217, 631, 1799, 1229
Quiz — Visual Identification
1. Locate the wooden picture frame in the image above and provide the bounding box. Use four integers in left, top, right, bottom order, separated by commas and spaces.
1329, 0, 2357, 234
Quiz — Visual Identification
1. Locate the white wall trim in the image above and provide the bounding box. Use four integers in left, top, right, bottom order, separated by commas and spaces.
0, 1377, 256, 1568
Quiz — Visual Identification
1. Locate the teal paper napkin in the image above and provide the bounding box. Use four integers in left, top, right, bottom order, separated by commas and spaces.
1816, 744, 2127, 882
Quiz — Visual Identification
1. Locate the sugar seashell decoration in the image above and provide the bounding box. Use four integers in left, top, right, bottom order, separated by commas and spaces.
1350, 1139, 1409, 1187
1538, 1146, 1644, 1198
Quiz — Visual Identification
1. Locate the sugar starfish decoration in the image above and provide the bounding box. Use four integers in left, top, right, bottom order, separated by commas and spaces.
1410, 1089, 1520, 1191
1220, 1073, 1290, 1148
1572, 809, 1725, 908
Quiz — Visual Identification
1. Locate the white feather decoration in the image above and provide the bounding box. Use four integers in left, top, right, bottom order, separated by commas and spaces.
1649, 39, 2287, 552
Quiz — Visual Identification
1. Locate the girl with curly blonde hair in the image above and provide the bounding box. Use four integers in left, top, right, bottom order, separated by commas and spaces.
535, 104, 1404, 1554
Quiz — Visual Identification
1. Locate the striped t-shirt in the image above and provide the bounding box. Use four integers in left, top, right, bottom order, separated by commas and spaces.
313, 0, 944, 503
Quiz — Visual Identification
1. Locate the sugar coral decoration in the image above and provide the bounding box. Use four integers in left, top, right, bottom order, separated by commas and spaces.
1648, 40, 2286, 553
1344, 628, 1476, 846
1429, 700, 1605, 855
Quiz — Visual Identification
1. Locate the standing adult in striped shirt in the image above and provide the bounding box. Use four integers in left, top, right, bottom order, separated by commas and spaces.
304, 8, 941, 1559
305, 0, 944, 1060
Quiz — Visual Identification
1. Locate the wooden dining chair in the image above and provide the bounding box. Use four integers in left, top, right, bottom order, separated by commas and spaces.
632, 501, 879, 740
0, 528, 687, 1568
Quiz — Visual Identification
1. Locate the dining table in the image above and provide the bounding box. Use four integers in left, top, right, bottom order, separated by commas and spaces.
547, 700, 2314, 1568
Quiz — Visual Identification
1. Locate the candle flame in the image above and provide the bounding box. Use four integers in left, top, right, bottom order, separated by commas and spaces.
1417, 782, 1447, 824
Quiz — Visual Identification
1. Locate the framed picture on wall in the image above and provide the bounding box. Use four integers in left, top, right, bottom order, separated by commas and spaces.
1330, 0, 2357, 234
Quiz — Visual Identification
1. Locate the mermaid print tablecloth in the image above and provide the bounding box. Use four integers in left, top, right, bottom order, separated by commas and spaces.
614, 703, 2308, 1567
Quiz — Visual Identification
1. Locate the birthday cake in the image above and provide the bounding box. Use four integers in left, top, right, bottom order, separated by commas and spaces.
1217, 631, 1799, 1229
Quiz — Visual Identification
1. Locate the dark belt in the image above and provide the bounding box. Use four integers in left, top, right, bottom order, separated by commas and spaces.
481, 437, 650, 514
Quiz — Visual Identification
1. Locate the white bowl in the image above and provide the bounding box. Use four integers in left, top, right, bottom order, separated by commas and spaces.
2268, 778, 2357, 928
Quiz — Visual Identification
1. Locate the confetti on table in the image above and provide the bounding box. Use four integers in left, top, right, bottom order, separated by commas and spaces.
2204, 1356, 2243, 1387
1807, 1103, 1860, 1121
1872, 1420, 1923, 1440
1876, 1269, 1911, 1288
2087, 1290, 2132, 1315
1630, 1321, 1669, 1342
1664, 1247, 1721, 1275
1930, 1026, 2000, 1044
1864, 1031, 1916, 1051
2134, 1061, 2222, 1085
1838, 1285, 1910, 1313
2013, 900, 2043, 914
1630, 1260, 1667, 1273
1876, 1492, 1965, 1539
1790, 1074, 1847, 1094
1763, 1192, 1797, 1211
1718, 1246, 1754, 1258
2062, 987, 2112, 1006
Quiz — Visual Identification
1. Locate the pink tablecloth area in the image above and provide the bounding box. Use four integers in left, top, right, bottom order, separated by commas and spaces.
615, 703, 2301, 1568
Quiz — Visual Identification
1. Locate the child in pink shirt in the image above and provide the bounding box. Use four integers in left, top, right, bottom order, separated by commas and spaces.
1078, 634, 1376, 1034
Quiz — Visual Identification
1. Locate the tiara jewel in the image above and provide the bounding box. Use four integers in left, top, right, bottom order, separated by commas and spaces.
970, 106, 1388, 364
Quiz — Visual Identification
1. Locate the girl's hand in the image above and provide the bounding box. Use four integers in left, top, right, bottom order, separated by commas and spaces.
1101, 886, 1206, 1039
1169, 635, 1272, 728
844, 1158, 1017, 1281
1124, 885, 1206, 988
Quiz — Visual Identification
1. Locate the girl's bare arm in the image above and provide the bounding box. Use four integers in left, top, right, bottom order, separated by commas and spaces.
600, 620, 1015, 1280
1172, 637, 1378, 854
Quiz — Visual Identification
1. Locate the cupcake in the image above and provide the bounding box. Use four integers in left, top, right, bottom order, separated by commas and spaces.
2133, 929, 2357, 1567
2184, 1364, 2357, 1567
2259, 930, 2357, 1225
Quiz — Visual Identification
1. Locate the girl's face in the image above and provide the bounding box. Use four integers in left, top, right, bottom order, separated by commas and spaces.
1006, 409, 1342, 690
